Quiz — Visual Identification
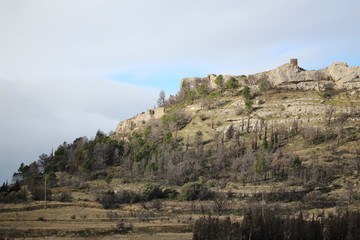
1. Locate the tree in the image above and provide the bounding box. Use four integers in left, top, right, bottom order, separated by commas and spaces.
253, 155, 267, 180
214, 75, 223, 88
245, 99, 253, 113
37, 153, 51, 173
198, 84, 209, 96
157, 90, 166, 107
226, 124, 234, 140
242, 85, 251, 99
186, 90, 197, 104
225, 77, 239, 90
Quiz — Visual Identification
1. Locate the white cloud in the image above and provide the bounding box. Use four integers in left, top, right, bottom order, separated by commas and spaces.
0, 0, 359, 182
0, 77, 158, 183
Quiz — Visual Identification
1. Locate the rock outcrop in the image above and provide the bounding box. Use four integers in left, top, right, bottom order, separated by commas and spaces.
181, 60, 360, 92
116, 60, 360, 136
116, 107, 165, 135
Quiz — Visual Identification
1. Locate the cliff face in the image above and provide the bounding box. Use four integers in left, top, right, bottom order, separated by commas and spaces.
116, 107, 165, 135
248, 61, 360, 91
180, 61, 360, 92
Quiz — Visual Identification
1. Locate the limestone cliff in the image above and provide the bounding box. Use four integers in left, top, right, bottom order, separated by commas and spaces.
115, 60, 360, 136
180, 60, 360, 92
116, 107, 165, 135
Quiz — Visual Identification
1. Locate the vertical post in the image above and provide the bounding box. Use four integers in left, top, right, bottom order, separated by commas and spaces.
44, 175, 47, 209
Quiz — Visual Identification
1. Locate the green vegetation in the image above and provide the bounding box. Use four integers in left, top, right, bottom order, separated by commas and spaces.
214, 74, 223, 87
224, 77, 239, 89
242, 85, 251, 99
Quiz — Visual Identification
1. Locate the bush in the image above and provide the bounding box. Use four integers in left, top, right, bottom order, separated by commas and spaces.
116, 190, 141, 205
214, 75, 223, 87
97, 190, 117, 209
162, 109, 192, 130
199, 113, 208, 121
116, 220, 133, 234
0, 189, 27, 203
180, 182, 214, 201
242, 86, 251, 99
259, 80, 271, 92
186, 90, 197, 104
53, 191, 73, 202
206, 90, 222, 100
30, 186, 52, 201
163, 188, 179, 199
224, 77, 239, 89
141, 183, 164, 201
245, 99, 253, 112
198, 84, 209, 96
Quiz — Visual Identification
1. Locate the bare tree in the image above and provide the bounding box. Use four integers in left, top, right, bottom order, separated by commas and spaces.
157, 90, 166, 107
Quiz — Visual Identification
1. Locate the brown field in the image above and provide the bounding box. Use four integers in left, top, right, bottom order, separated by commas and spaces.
0, 201, 195, 239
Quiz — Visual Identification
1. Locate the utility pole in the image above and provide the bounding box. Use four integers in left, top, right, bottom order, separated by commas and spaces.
44, 174, 47, 210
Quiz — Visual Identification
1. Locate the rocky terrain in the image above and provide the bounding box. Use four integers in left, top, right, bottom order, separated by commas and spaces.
116, 60, 360, 137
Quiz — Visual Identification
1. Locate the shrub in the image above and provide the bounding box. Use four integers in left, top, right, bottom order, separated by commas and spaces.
180, 182, 213, 201
141, 183, 164, 201
116, 220, 133, 234
163, 188, 179, 199
97, 190, 117, 209
199, 113, 208, 121
242, 86, 251, 99
206, 90, 222, 100
150, 199, 162, 210
186, 90, 197, 104
214, 75, 223, 87
224, 77, 239, 89
30, 186, 52, 201
116, 190, 141, 205
245, 99, 253, 112
54, 191, 73, 202
259, 80, 271, 92
198, 84, 209, 96
162, 109, 192, 130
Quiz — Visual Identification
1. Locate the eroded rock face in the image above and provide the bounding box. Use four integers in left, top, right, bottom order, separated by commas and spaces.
116, 107, 165, 135
181, 61, 360, 92
248, 63, 334, 91
328, 62, 360, 89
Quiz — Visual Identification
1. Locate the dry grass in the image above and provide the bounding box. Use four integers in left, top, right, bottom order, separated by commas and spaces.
0, 201, 195, 239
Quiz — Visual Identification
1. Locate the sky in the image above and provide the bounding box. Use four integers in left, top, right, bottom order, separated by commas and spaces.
0, 0, 359, 183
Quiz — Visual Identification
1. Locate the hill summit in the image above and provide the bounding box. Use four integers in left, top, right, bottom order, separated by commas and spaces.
181, 59, 360, 93
116, 60, 360, 137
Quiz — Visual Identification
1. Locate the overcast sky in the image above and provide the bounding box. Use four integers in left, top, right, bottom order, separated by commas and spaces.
1, 0, 359, 183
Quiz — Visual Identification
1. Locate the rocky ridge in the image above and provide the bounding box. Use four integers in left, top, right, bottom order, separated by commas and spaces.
116, 60, 360, 136
181, 60, 360, 92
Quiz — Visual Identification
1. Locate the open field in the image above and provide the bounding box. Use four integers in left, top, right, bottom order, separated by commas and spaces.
0, 201, 195, 239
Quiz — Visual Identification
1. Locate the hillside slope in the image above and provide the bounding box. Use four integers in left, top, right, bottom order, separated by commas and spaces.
2, 60, 360, 239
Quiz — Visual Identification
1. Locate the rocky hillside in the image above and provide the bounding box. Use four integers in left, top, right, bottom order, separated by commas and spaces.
115, 60, 360, 138
3, 60, 360, 240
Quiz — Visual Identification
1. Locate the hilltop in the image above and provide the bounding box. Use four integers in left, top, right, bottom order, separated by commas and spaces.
1, 60, 360, 239
116, 59, 360, 138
